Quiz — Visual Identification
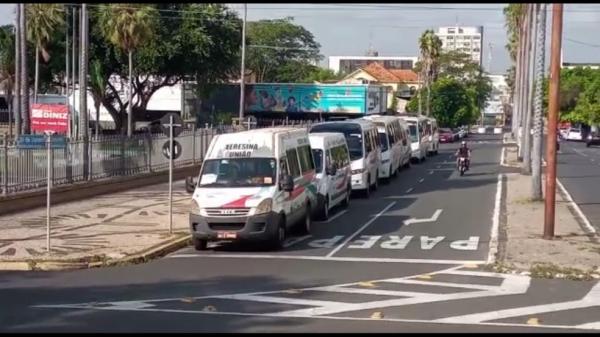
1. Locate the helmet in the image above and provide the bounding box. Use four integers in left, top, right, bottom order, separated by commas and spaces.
461, 141, 467, 146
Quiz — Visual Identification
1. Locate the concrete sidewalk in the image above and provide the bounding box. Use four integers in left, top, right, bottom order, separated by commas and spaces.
497, 145, 600, 279
0, 180, 191, 271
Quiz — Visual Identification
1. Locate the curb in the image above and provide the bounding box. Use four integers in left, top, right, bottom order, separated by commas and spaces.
0, 234, 191, 272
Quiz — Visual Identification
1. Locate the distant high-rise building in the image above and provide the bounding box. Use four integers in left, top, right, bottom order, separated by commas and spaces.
435, 26, 483, 66
328, 55, 418, 74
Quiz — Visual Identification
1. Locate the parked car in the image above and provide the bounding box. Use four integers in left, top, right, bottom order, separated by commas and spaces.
566, 127, 583, 141
439, 128, 454, 143
586, 131, 600, 147
452, 128, 461, 141
559, 127, 569, 139
459, 127, 468, 138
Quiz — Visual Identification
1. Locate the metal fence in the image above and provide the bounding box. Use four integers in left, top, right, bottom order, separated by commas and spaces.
0, 119, 317, 196
0, 128, 224, 195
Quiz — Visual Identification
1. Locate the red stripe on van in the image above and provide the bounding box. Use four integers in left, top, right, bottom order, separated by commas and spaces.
221, 195, 253, 208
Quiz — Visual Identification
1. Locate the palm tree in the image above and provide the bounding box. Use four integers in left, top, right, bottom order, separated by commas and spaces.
25, 4, 65, 104
89, 59, 106, 140
19, 4, 30, 134
419, 29, 442, 116
97, 4, 157, 136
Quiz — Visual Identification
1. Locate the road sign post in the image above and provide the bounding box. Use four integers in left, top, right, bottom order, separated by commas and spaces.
169, 114, 173, 234
44, 130, 55, 253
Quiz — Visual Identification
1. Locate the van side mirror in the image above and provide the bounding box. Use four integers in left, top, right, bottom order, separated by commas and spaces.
326, 165, 337, 176
185, 176, 196, 193
281, 175, 294, 192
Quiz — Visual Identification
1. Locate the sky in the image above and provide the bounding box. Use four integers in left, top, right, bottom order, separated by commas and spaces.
2, 3, 600, 75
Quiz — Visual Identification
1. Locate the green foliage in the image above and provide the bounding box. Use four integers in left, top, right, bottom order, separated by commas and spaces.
428, 77, 474, 128
0, 25, 15, 94
246, 17, 322, 83
301, 67, 343, 83
543, 67, 600, 125
25, 4, 65, 62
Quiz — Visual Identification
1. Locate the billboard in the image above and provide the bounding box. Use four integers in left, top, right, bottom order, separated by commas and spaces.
30, 103, 69, 134
244, 84, 372, 114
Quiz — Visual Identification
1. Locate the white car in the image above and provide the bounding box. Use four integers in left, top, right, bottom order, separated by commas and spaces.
566, 128, 583, 141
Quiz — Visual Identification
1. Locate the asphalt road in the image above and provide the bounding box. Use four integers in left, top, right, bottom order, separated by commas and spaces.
1, 134, 599, 333
557, 139, 600, 232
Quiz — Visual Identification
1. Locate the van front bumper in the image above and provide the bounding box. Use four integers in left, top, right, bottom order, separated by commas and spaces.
411, 149, 422, 159
189, 211, 282, 242
351, 172, 369, 190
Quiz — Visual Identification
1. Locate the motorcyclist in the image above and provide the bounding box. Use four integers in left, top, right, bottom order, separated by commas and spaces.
455, 141, 471, 171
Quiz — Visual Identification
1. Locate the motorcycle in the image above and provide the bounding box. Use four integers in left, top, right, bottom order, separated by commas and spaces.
458, 157, 468, 176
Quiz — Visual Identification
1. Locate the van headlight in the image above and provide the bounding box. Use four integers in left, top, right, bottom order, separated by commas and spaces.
255, 199, 273, 214
190, 200, 201, 215
352, 168, 365, 175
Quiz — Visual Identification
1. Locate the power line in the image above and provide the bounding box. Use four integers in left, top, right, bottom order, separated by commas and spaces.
565, 38, 600, 48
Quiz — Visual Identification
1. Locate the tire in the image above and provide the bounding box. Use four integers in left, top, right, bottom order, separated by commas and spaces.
270, 216, 286, 250
372, 174, 379, 191
364, 176, 371, 198
298, 204, 312, 235
391, 164, 397, 178
342, 185, 351, 208
193, 237, 208, 251
319, 196, 330, 221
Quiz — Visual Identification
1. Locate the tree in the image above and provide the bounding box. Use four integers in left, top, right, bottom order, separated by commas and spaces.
246, 17, 322, 83
301, 67, 343, 83
97, 4, 158, 136
0, 25, 15, 128
19, 4, 29, 134
429, 77, 474, 128
418, 29, 442, 116
89, 59, 106, 139
25, 3, 65, 103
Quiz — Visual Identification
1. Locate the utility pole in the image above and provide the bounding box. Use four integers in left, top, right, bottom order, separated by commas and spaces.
14, 5, 21, 138
20, 3, 29, 135
238, 3, 247, 122
65, 7, 70, 134
522, 4, 538, 175
515, 9, 527, 153
531, 3, 546, 200
544, 4, 563, 240
72, 6, 77, 139
518, 5, 532, 161
79, 4, 89, 180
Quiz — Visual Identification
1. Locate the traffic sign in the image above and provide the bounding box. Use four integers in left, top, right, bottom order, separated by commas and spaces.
160, 113, 183, 138
162, 140, 182, 160
17, 134, 67, 149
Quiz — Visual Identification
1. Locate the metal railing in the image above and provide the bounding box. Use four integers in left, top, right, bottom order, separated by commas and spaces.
0, 118, 318, 196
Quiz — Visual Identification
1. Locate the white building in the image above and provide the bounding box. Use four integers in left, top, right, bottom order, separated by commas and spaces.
435, 26, 483, 66
328, 55, 418, 74
561, 62, 600, 70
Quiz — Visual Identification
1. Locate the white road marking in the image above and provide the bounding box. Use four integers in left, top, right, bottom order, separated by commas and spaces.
436, 165, 442, 169
435, 282, 600, 324
317, 210, 348, 224
166, 254, 487, 265
418, 178, 425, 183
500, 146, 506, 166
429, 170, 434, 175
403, 209, 443, 226
406, 188, 414, 193
215, 294, 346, 308
326, 201, 396, 258
283, 235, 312, 248
487, 174, 503, 264
574, 148, 589, 157
556, 179, 597, 235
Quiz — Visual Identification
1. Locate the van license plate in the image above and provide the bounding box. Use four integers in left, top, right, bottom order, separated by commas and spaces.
217, 232, 237, 239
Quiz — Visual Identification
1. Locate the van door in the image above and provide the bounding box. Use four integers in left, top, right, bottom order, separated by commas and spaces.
285, 148, 304, 225
330, 144, 348, 204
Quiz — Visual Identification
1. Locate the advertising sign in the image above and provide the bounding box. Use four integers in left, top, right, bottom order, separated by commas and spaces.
30, 104, 69, 134
244, 84, 369, 114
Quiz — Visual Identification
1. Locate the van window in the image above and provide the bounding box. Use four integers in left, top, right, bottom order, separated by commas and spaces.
312, 149, 323, 173
365, 130, 373, 153
408, 124, 418, 142
387, 124, 395, 145
331, 145, 348, 169
379, 131, 389, 152
286, 148, 302, 178
297, 145, 315, 173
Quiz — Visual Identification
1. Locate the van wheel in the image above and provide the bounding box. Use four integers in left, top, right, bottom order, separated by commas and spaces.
342, 185, 351, 207
271, 216, 286, 250
364, 177, 371, 198
193, 237, 208, 251
391, 164, 397, 178
319, 197, 329, 221
373, 174, 379, 191
299, 204, 312, 234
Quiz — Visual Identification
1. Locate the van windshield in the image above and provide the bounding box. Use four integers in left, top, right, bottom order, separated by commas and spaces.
198, 158, 277, 188
312, 149, 323, 173
311, 123, 364, 161
408, 124, 418, 142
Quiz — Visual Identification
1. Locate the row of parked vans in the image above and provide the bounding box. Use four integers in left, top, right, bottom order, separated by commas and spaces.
187, 115, 439, 251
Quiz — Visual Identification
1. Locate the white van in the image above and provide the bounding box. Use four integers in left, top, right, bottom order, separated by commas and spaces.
189, 127, 317, 251
397, 119, 413, 169
363, 115, 409, 180
426, 117, 439, 156
399, 115, 430, 163
309, 133, 352, 220
310, 120, 381, 197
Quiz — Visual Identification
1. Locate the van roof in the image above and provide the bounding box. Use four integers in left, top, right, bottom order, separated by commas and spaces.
311, 119, 375, 128
233, 127, 306, 137
308, 132, 346, 140
362, 115, 400, 124
398, 115, 427, 122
